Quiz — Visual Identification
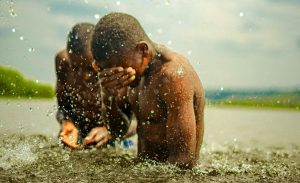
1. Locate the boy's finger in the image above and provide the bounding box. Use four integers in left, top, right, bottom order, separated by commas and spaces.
124, 67, 136, 75
119, 74, 132, 82
84, 130, 97, 144
100, 72, 127, 84
95, 139, 106, 148
83, 137, 95, 145
116, 75, 136, 89
99, 67, 124, 77
102, 79, 122, 89
61, 136, 78, 148
94, 133, 105, 142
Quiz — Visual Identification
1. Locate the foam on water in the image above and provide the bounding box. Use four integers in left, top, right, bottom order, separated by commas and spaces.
0, 134, 299, 182
0, 135, 38, 170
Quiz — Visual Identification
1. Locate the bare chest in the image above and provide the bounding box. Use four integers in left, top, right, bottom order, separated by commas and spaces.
128, 77, 166, 124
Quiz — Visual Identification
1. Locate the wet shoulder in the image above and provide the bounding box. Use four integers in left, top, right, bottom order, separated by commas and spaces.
55, 50, 71, 80
159, 51, 204, 99
55, 50, 70, 71
160, 52, 196, 83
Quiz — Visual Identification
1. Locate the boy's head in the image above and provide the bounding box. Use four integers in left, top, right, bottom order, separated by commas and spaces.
67, 23, 95, 65
91, 12, 153, 76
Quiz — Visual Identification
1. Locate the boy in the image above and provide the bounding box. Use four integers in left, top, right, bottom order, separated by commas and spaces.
55, 23, 136, 148
92, 13, 205, 168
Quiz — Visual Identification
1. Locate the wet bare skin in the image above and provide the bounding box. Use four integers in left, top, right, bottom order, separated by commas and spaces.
55, 49, 102, 138
126, 47, 205, 168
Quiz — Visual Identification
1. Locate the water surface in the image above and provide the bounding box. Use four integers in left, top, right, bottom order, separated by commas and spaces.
0, 100, 299, 182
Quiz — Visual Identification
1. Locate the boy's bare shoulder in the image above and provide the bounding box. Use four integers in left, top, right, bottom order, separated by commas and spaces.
55, 49, 71, 80
55, 49, 71, 71
157, 49, 204, 98
160, 50, 197, 83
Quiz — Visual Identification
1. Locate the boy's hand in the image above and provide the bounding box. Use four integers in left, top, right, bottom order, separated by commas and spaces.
83, 126, 112, 148
100, 67, 136, 92
60, 121, 79, 148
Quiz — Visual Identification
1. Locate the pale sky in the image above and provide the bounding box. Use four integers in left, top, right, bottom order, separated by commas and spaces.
0, 0, 300, 89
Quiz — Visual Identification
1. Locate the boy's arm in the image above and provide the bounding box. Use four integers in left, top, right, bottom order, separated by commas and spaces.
55, 52, 71, 124
161, 73, 198, 168
55, 51, 80, 148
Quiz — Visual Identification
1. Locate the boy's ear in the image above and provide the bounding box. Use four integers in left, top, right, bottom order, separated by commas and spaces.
136, 41, 149, 56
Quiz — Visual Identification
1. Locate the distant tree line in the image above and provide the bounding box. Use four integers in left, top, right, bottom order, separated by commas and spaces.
0, 66, 54, 98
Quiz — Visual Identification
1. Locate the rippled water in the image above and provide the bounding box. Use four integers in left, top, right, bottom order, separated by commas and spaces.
0, 134, 299, 182
1, 100, 300, 182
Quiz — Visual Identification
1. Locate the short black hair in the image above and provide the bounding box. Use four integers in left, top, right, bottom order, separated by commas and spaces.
66, 23, 94, 55
91, 12, 150, 64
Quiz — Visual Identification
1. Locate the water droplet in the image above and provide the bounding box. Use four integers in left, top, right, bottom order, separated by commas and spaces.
165, 0, 170, 5
176, 66, 185, 76
46, 110, 53, 117
220, 87, 224, 91
9, 9, 17, 17
151, 110, 154, 114
29, 107, 33, 112
35, 80, 39, 83
167, 40, 172, 45
116, 1, 121, 5
239, 12, 244, 17
19, 36, 24, 41
94, 14, 100, 19
157, 28, 163, 34
187, 50, 192, 55
84, 0, 89, 3
63, 154, 70, 161
38, 142, 44, 148
178, 20, 182, 25
28, 48, 35, 52
12, 28, 16, 33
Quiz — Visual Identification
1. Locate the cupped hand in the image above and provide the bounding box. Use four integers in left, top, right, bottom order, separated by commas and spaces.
83, 126, 112, 148
100, 67, 136, 92
60, 120, 79, 148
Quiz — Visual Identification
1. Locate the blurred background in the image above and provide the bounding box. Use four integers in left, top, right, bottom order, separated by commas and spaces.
0, 1, 300, 181
0, 0, 300, 142
1, 0, 300, 87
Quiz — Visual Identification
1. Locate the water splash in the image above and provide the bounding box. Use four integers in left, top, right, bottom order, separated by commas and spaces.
28, 48, 35, 53
176, 66, 185, 76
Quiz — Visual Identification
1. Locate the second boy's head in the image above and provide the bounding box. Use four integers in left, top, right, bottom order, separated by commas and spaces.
91, 13, 154, 77
67, 23, 95, 66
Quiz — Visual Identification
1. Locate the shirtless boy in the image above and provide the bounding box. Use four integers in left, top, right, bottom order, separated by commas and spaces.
55, 23, 135, 148
91, 13, 205, 168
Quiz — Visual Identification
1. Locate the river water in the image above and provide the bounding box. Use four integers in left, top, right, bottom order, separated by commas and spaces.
0, 99, 299, 182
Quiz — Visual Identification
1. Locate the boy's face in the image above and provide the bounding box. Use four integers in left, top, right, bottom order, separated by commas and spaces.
99, 50, 148, 77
